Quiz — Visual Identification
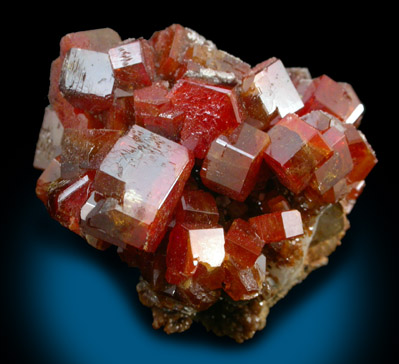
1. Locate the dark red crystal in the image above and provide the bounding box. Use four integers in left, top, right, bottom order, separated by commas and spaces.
34, 25, 378, 334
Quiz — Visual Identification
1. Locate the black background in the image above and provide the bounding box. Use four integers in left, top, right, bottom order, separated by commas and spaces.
2, 3, 397, 363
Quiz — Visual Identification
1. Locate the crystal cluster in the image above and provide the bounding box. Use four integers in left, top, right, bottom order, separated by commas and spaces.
34, 25, 377, 338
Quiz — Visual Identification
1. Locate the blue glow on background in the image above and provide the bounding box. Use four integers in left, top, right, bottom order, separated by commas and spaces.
6, 190, 389, 364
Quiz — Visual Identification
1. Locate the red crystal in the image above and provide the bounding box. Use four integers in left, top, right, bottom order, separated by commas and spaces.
49, 57, 100, 129
264, 113, 333, 194
33, 106, 64, 170
60, 28, 121, 58
225, 219, 265, 268
99, 93, 135, 131
249, 210, 304, 244
265, 195, 291, 212
181, 42, 251, 84
223, 254, 266, 301
108, 39, 156, 91
298, 75, 364, 125
175, 189, 219, 226
166, 223, 225, 285
241, 58, 304, 130
36, 157, 61, 205
88, 125, 194, 252
34, 26, 378, 339
59, 48, 115, 113
301, 110, 332, 132
342, 124, 377, 184
134, 82, 184, 141
170, 78, 243, 158
200, 123, 270, 201
309, 123, 353, 195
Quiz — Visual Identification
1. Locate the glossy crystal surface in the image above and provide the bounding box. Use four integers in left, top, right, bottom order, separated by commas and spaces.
35, 25, 378, 338
264, 113, 333, 194
201, 123, 270, 201
59, 48, 115, 113
89, 125, 194, 251
108, 39, 156, 91
249, 210, 304, 243
298, 75, 364, 125
170, 78, 243, 158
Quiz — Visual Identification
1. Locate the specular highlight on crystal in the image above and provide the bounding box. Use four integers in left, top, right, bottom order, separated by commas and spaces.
34, 25, 377, 343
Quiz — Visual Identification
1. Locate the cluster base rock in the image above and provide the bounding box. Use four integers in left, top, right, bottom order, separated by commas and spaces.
34, 25, 377, 342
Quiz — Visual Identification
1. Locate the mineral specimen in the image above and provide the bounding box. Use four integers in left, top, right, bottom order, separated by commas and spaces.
34, 25, 377, 342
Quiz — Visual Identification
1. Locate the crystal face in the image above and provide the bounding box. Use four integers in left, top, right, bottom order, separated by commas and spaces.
59, 48, 115, 113
201, 123, 270, 201
108, 39, 156, 91
35, 25, 377, 342
169, 78, 243, 158
87, 125, 194, 252
264, 113, 333, 194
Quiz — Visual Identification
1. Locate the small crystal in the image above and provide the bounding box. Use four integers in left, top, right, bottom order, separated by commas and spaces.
249, 209, 304, 243
108, 39, 156, 91
309, 124, 353, 195
298, 75, 364, 125
33, 106, 64, 170
225, 219, 265, 268
201, 123, 270, 201
166, 223, 225, 284
59, 48, 115, 113
170, 78, 243, 158
264, 113, 333, 194
175, 189, 219, 225
241, 58, 304, 130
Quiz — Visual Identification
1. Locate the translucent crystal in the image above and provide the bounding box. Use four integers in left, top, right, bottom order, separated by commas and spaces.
87, 125, 194, 252
59, 48, 115, 113
201, 123, 270, 201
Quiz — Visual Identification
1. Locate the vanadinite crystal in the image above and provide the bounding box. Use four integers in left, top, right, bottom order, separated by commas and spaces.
34, 24, 377, 342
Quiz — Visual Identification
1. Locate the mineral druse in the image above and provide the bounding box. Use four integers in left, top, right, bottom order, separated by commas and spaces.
35, 25, 377, 342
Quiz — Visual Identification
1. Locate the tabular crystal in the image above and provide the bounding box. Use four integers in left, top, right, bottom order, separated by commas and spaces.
342, 124, 377, 184
310, 124, 353, 195
134, 82, 184, 141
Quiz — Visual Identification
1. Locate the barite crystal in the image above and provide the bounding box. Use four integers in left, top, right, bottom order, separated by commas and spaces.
35, 24, 377, 342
